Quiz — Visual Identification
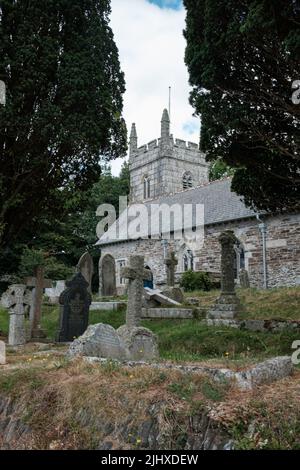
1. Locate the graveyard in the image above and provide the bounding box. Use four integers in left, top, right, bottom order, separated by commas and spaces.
0, 268, 300, 449
0, 0, 299, 456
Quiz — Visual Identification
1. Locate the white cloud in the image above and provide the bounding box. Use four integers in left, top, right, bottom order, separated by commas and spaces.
110, 0, 200, 175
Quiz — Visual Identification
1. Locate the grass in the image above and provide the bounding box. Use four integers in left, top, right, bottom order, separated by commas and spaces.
1, 286, 299, 364
1, 357, 300, 449
186, 286, 300, 320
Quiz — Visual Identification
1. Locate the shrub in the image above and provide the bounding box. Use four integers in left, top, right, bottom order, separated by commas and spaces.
180, 270, 212, 292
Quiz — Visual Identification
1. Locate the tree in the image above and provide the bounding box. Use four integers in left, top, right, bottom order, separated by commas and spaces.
209, 160, 235, 181
184, 0, 300, 212
0, 0, 127, 248
0, 160, 130, 282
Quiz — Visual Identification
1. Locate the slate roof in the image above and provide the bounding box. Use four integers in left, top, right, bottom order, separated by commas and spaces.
151, 178, 256, 226
97, 178, 257, 246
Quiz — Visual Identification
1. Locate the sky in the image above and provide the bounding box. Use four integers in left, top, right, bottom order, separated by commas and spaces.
110, 0, 200, 175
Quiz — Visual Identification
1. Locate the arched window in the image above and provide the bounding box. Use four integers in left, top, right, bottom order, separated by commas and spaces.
143, 176, 151, 199
182, 172, 193, 190
234, 240, 245, 279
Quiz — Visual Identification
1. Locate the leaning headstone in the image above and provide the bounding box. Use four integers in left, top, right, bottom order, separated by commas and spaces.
68, 323, 127, 360
1, 284, 32, 346
77, 252, 94, 294
208, 231, 242, 319
0, 341, 6, 365
239, 269, 250, 288
25, 266, 52, 339
57, 273, 91, 342
117, 255, 159, 361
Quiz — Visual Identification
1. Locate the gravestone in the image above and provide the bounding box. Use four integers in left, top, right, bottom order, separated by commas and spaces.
68, 323, 127, 360
57, 273, 91, 342
117, 255, 159, 361
208, 231, 242, 319
164, 251, 178, 287
25, 266, 52, 339
0, 341, 6, 365
121, 255, 152, 328
1, 284, 32, 346
162, 251, 184, 303
45, 280, 66, 304
239, 269, 250, 288
77, 252, 94, 294
99, 254, 116, 297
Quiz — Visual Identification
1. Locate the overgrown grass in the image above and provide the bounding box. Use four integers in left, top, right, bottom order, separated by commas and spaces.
1, 286, 299, 363
187, 286, 300, 320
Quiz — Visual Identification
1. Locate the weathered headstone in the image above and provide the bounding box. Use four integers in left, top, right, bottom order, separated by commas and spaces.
162, 251, 184, 303
99, 254, 117, 297
121, 255, 152, 328
0, 340, 6, 365
164, 251, 178, 287
208, 231, 242, 319
117, 255, 159, 361
68, 324, 127, 360
45, 280, 66, 304
1, 284, 32, 346
118, 327, 159, 361
77, 252, 94, 294
57, 273, 91, 342
25, 266, 52, 339
239, 269, 250, 288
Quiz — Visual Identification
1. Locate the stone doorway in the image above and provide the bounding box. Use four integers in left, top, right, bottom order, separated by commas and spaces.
143, 266, 154, 289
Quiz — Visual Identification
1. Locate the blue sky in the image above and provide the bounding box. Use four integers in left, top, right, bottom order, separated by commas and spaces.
148, 0, 183, 10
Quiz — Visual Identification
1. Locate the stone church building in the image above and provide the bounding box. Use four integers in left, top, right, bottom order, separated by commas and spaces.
97, 109, 300, 295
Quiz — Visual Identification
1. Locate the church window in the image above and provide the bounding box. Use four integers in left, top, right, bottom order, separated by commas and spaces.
234, 241, 245, 279
143, 176, 151, 199
183, 172, 193, 190
116, 259, 127, 285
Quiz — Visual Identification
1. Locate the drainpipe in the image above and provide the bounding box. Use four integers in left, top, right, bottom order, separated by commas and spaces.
256, 214, 268, 289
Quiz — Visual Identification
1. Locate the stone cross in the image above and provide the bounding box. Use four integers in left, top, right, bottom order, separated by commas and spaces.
219, 230, 238, 294
25, 266, 52, 339
121, 255, 152, 329
1, 284, 32, 346
0, 340, 6, 365
164, 251, 178, 287
77, 252, 94, 294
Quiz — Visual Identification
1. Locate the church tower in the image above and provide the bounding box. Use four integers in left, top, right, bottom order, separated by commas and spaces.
129, 109, 209, 203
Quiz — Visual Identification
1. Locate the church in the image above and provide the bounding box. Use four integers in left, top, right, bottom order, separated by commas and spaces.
97, 109, 300, 296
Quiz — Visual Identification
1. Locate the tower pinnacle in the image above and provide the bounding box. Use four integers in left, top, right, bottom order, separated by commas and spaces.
161, 108, 170, 141
129, 123, 138, 157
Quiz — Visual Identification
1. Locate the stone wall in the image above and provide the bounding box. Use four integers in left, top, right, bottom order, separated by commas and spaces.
194, 213, 300, 288
129, 137, 208, 203
99, 213, 300, 293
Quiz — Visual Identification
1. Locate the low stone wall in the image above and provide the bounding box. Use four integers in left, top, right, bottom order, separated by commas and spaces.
142, 308, 194, 319
204, 318, 300, 333
84, 356, 293, 391
90, 302, 126, 311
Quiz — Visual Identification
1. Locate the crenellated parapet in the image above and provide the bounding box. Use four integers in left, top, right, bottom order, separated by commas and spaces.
129, 109, 209, 203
